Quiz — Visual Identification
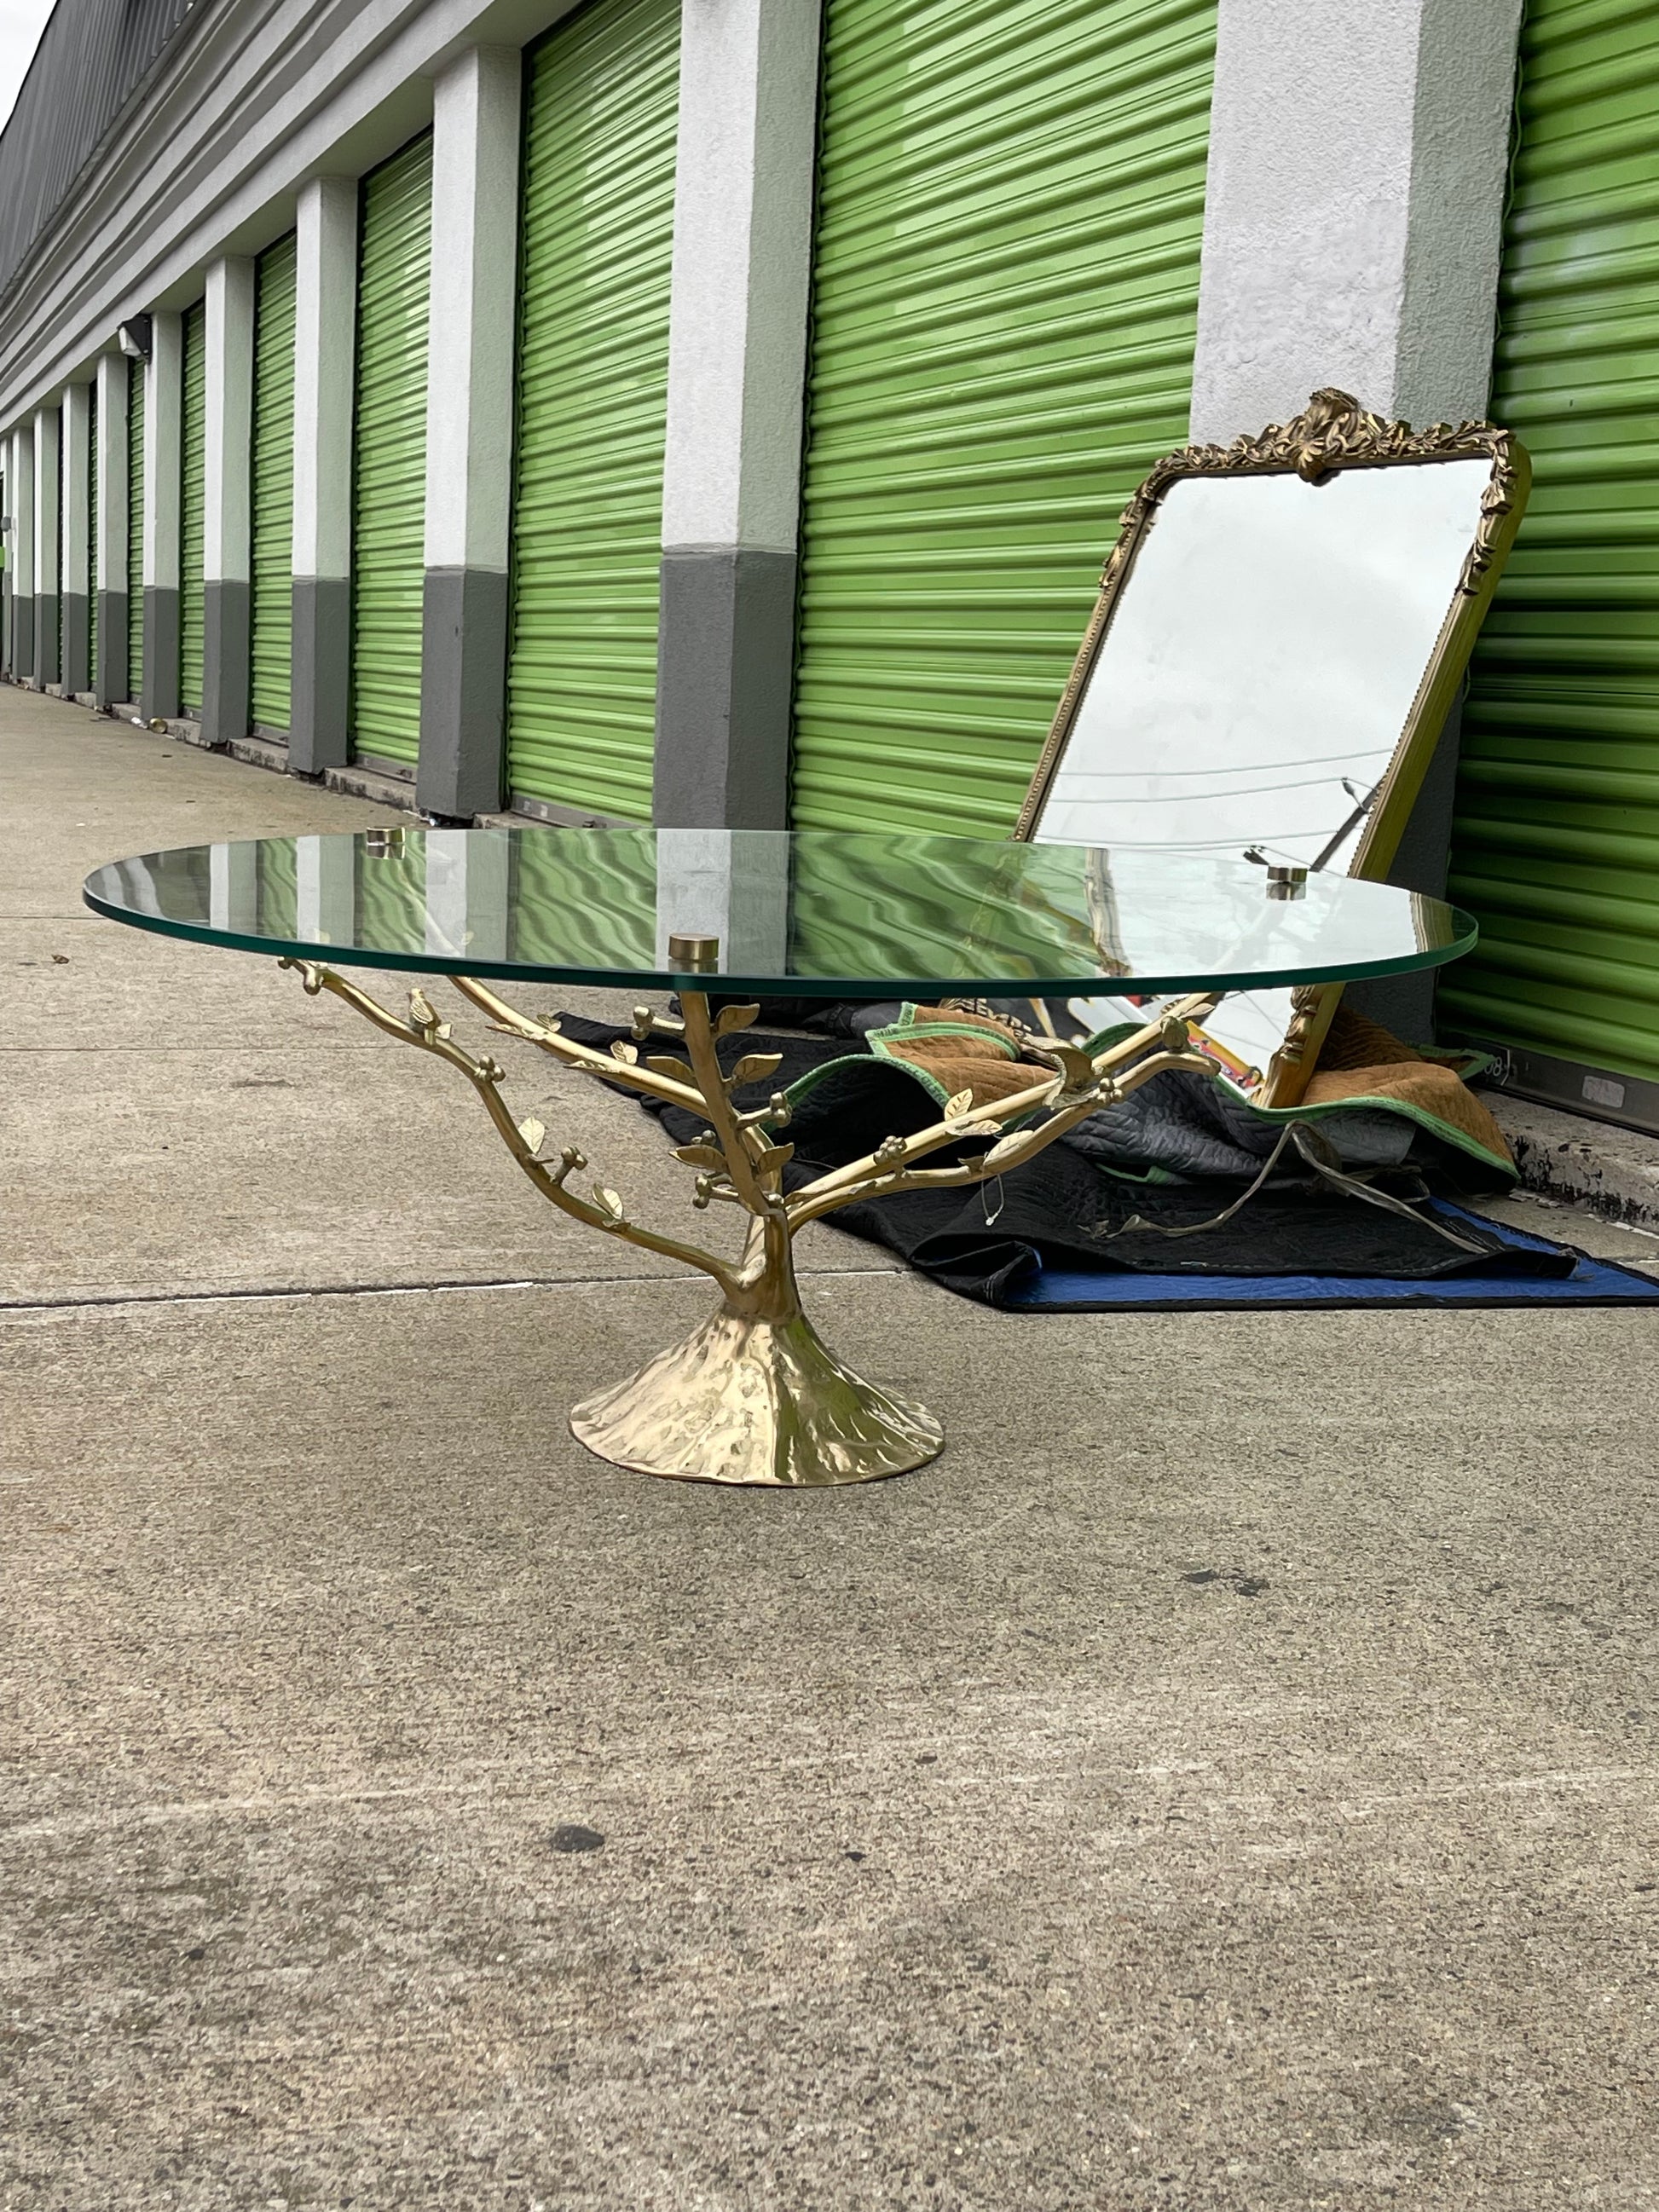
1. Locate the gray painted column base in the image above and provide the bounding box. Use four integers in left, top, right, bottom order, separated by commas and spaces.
61, 593, 90, 698
33, 594, 59, 688
13, 599, 36, 690
290, 577, 352, 776
142, 587, 181, 721
417, 567, 508, 819
652, 550, 796, 829
95, 593, 128, 706
201, 579, 251, 748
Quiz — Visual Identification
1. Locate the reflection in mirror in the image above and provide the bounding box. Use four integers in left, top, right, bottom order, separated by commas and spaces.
1014, 392, 1528, 1097
1033, 461, 1491, 869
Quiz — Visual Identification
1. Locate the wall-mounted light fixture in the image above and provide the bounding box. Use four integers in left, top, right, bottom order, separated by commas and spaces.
118, 315, 153, 361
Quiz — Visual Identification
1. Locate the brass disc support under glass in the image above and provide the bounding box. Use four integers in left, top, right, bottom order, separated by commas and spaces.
276, 961, 1218, 1488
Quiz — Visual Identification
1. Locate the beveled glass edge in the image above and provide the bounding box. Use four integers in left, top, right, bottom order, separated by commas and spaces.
83, 871, 1477, 1000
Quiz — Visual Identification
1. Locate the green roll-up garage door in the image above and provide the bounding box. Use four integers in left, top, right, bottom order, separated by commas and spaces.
505, 0, 679, 820
350, 132, 432, 769
791, 0, 1217, 836
87, 382, 97, 683
179, 300, 205, 714
251, 238, 296, 732
1445, 0, 1659, 1121
127, 361, 144, 698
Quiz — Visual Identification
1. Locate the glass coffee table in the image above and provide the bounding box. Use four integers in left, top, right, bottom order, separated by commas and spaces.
85, 827, 1476, 1489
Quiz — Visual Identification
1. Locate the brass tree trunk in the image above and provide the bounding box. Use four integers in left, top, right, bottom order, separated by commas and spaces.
569, 1210, 945, 1487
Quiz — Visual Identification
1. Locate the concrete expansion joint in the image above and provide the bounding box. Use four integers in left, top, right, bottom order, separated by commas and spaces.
0, 1264, 905, 1316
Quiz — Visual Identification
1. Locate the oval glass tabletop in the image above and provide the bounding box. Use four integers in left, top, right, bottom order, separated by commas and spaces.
83, 826, 1476, 998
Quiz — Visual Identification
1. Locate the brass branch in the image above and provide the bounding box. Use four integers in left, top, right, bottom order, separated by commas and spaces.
448, 975, 709, 1115
786, 1046, 1217, 1229
676, 994, 778, 1217
277, 961, 739, 1292
282, 966, 1228, 1296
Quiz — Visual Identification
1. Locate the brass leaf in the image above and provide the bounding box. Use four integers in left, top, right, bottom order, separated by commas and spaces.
518, 1117, 546, 1156
408, 989, 436, 1028
648, 1055, 697, 1084
610, 1040, 639, 1065
944, 1088, 975, 1119
673, 1144, 727, 1171
593, 1186, 625, 1222
754, 1141, 795, 1175
714, 1003, 760, 1037
730, 1053, 783, 1087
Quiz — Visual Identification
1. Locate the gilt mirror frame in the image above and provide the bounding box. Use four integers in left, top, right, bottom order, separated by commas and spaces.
1011, 388, 1531, 1106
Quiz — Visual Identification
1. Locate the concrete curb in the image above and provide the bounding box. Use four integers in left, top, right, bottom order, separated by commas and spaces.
1481, 1089, 1659, 1228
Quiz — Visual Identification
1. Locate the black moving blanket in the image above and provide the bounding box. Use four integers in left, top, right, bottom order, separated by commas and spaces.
557, 1019, 1570, 1307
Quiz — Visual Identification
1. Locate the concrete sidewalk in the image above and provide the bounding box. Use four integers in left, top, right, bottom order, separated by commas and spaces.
3, 688, 1658, 2211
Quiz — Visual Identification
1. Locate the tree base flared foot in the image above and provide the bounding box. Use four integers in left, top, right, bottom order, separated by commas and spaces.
569, 1302, 944, 1487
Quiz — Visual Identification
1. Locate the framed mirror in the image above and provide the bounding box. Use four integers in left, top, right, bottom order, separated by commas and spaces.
1013, 389, 1530, 1104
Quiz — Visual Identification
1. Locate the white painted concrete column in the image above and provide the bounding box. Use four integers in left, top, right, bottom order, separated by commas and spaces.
291, 176, 358, 776
296, 833, 358, 944
142, 310, 183, 719
93, 352, 129, 704
1, 442, 11, 677
653, 827, 789, 972
418, 45, 522, 820
32, 404, 60, 687
1189, 0, 1525, 1043
423, 826, 510, 962
202, 256, 256, 746
209, 841, 259, 933
10, 422, 36, 685
61, 382, 92, 697
654, 0, 824, 829
1190, 0, 1523, 437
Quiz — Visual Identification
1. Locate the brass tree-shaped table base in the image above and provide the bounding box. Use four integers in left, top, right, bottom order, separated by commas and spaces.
280, 962, 1216, 1487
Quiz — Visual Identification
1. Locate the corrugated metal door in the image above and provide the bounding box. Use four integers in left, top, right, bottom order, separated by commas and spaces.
350, 132, 432, 768
251, 236, 296, 731
505, 0, 679, 820
1444, 0, 1659, 1113
179, 299, 205, 713
86, 381, 97, 680
257, 840, 299, 939
791, 0, 1217, 835
126, 361, 144, 696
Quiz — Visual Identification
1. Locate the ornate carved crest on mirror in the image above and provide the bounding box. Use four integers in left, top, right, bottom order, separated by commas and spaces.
1010, 389, 1531, 1104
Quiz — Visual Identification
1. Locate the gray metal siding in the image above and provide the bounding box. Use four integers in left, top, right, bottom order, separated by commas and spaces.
0, 0, 197, 307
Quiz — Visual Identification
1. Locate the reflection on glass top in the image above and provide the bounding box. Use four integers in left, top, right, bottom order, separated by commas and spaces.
1033, 459, 1492, 872
84, 827, 1475, 998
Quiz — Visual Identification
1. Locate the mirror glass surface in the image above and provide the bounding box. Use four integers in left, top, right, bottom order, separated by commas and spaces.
1030, 458, 1494, 1079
